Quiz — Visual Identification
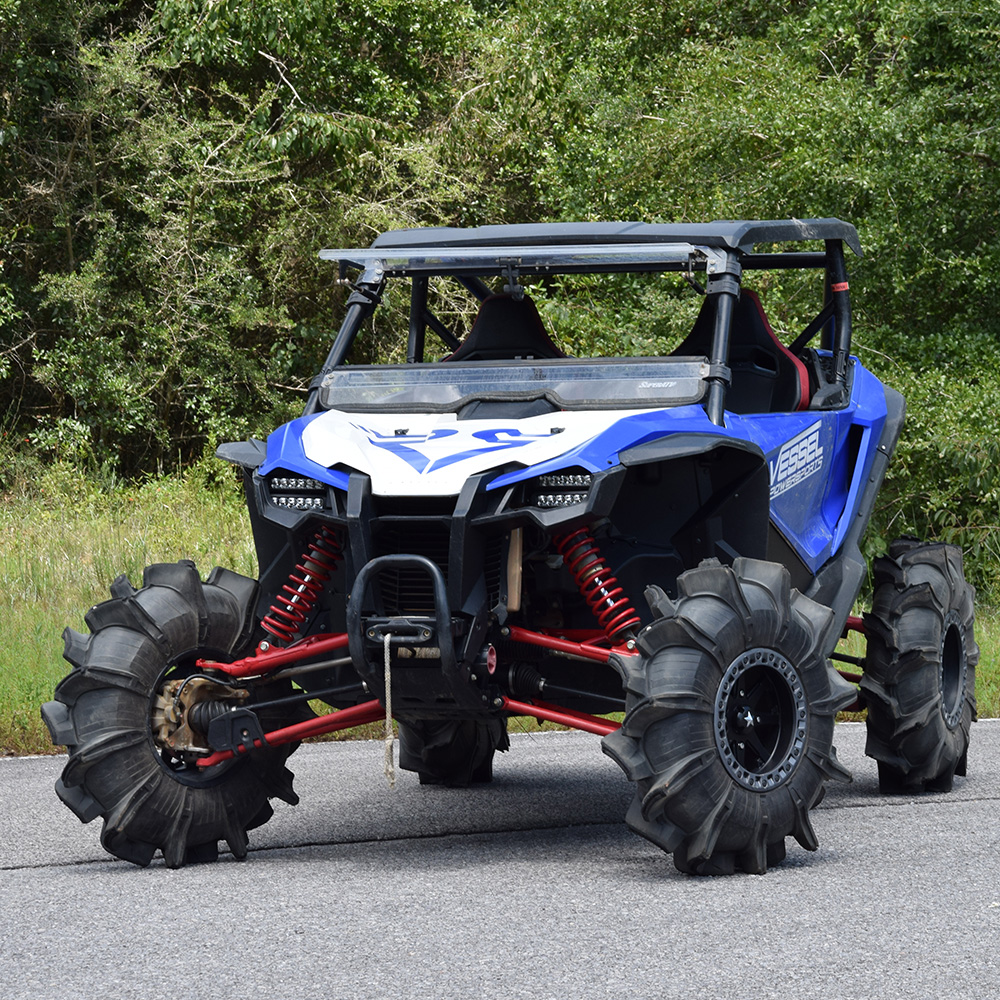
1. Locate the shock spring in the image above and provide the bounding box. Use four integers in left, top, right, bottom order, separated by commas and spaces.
261, 525, 344, 645
554, 528, 641, 642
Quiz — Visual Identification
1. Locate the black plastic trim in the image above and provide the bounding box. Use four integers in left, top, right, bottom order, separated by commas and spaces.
620, 432, 765, 467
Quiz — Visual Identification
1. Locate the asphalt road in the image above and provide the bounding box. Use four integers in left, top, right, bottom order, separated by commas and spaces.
2, 721, 999, 1000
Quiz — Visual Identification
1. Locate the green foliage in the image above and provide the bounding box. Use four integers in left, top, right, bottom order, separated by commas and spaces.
425, 0, 1000, 596
0, 451, 257, 755
868, 360, 1000, 598
158, 0, 470, 116
2, 0, 1000, 593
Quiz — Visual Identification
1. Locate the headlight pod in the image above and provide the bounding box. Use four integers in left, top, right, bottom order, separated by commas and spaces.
523, 469, 593, 509
266, 472, 328, 511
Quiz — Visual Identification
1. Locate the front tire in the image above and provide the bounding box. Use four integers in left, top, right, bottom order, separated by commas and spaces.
41, 561, 303, 868
603, 558, 856, 875
861, 539, 977, 793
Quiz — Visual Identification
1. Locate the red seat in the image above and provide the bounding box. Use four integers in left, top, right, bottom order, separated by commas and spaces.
674, 290, 809, 413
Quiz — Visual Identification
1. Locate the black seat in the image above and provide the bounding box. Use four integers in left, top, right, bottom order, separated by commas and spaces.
445, 294, 565, 362
673, 290, 809, 413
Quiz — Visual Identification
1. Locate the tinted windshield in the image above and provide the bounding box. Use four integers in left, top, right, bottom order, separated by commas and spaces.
318, 357, 709, 412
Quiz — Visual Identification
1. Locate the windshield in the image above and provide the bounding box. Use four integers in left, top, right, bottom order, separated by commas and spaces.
318, 357, 709, 413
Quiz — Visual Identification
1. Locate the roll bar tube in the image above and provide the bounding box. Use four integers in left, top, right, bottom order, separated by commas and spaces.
407, 276, 428, 363
825, 239, 852, 389
304, 283, 384, 414
704, 252, 742, 426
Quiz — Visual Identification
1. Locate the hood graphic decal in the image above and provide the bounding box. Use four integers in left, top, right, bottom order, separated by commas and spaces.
298, 409, 651, 495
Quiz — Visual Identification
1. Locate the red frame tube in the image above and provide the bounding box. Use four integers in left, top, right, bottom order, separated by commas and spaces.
843, 615, 865, 635
838, 693, 863, 712
193, 623, 633, 763
502, 696, 620, 736
196, 632, 351, 678
196, 693, 622, 767
505, 625, 635, 663
196, 698, 385, 767
193, 614, 868, 763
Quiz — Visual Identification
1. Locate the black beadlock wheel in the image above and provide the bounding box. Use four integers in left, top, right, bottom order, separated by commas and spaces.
602, 557, 856, 875
861, 539, 978, 793
398, 718, 509, 786
41, 561, 305, 868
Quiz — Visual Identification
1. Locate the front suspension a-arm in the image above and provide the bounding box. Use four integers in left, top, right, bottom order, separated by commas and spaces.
197, 632, 350, 678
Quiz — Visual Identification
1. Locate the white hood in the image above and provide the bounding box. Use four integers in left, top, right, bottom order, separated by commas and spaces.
300, 409, 643, 496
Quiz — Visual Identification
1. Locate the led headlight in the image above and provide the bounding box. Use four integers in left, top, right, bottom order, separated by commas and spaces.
266, 473, 328, 511
526, 470, 593, 509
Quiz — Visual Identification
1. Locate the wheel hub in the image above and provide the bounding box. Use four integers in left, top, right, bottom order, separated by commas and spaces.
940, 612, 968, 730
714, 647, 808, 791
151, 675, 248, 760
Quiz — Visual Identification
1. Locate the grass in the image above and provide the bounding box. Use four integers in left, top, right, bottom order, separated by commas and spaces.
1, 457, 997, 756
0, 458, 255, 755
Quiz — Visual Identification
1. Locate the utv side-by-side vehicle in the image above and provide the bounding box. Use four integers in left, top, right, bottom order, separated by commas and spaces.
43, 218, 977, 874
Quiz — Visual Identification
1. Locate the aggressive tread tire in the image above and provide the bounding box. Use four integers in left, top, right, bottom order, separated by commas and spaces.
398, 718, 509, 786
602, 557, 856, 875
41, 561, 303, 868
861, 539, 977, 793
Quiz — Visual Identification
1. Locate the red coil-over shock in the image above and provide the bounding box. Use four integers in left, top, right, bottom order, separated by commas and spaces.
261, 525, 344, 645
554, 528, 641, 642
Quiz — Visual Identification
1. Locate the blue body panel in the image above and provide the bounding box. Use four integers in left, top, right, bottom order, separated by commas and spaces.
486, 404, 727, 485
260, 358, 889, 579
734, 363, 888, 572
258, 414, 352, 492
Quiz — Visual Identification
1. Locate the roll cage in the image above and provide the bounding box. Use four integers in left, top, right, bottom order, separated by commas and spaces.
306, 218, 862, 425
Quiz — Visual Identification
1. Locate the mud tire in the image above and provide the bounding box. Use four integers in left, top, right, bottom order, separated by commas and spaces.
41, 561, 303, 868
603, 557, 856, 875
861, 539, 977, 793
398, 718, 509, 786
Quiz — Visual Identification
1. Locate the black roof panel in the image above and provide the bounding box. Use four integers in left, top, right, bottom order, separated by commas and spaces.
369, 218, 862, 256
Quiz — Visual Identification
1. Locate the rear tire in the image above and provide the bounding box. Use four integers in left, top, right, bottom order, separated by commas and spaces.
861, 539, 977, 793
41, 561, 303, 868
398, 718, 509, 786
603, 558, 856, 875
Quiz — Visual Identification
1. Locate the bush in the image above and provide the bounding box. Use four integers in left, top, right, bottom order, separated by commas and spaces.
2, 0, 999, 595
870, 359, 1000, 598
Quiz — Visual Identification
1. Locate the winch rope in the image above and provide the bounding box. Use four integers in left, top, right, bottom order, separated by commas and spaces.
383, 632, 396, 789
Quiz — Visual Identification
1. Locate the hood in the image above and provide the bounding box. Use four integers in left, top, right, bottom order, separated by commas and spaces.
299, 408, 649, 496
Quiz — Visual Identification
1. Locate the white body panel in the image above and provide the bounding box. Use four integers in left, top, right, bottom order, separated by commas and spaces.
300, 408, 646, 495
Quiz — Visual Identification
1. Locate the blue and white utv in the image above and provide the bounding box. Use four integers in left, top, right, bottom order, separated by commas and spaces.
43, 219, 977, 873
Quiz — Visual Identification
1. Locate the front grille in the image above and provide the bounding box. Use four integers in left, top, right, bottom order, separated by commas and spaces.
373, 495, 456, 518
375, 523, 450, 614
485, 534, 505, 610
